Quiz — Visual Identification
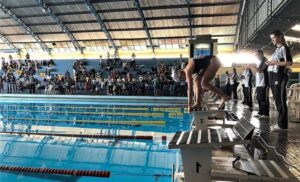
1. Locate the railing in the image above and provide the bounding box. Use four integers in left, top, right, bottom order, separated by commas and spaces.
239, 0, 289, 49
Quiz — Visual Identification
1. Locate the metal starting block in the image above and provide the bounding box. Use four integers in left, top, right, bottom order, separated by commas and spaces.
169, 118, 255, 182
175, 157, 298, 182
191, 109, 226, 130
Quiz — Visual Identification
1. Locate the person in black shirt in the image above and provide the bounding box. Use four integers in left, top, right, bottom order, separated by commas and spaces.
231, 67, 239, 100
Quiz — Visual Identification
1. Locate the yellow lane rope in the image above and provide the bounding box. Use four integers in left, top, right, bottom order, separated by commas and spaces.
6, 117, 165, 126
1, 105, 148, 111
1, 109, 165, 117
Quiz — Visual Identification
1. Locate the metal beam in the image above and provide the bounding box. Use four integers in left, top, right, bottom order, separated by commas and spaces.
0, 12, 239, 23
2, 41, 234, 46
234, 0, 246, 51
2, 23, 237, 31
0, 34, 235, 44
110, 23, 237, 31
186, 0, 193, 38
1, 24, 237, 35
0, 11, 238, 20
7, 0, 130, 9
0, 49, 20, 53
84, 0, 117, 51
7, 1, 240, 14
0, 2, 51, 53
0, 42, 234, 52
35, 0, 83, 53
0, 33, 19, 52
134, 0, 154, 52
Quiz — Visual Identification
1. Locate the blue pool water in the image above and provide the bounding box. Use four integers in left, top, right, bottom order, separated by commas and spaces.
0, 101, 190, 181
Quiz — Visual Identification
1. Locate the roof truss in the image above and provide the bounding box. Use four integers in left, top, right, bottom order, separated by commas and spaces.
7, 1, 240, 12
134, 0, 154, 52
0, 2, 51, 53
187, 0, 193, 38
35, 0, 83, 53
0, 33, 19, 52
84, 0, 117, 51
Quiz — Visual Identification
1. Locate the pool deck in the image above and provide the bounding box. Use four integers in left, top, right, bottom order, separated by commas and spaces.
229, 100, 300, 180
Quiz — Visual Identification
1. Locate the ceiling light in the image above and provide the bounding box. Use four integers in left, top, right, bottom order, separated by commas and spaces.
291, 24, 300, 31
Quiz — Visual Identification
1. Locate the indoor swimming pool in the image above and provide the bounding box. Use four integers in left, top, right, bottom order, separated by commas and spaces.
0, 97, 190, 182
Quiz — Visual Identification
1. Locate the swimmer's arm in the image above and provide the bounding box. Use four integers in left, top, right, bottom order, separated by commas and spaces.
185, 70, 193, 110
185, 58, 195, 111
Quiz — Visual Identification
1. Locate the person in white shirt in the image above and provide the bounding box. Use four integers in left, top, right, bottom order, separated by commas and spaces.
266, 30, 293, 131
248, 50, 269, 118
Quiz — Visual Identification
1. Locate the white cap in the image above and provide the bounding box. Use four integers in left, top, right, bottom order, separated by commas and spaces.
171, 67, 181, 82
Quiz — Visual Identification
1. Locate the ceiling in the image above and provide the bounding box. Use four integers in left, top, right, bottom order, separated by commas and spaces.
0, 0, 241, 54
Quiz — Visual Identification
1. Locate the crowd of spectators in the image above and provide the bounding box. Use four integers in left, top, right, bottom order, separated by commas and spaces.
0, 53, 188, 96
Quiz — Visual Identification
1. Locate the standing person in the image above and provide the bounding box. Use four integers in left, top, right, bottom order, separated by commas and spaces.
214, 75, 220, 89
243, 66, 253, 109
240, 69, 246, 104
180, 54, 186, 69
212, 75, 221, 100
99, 55, 104, 70
266, 30, 293, 131
171, 56, 230, 112
225, 71, 231, 97
249, 50, 269, 118
230, 67, 239, 100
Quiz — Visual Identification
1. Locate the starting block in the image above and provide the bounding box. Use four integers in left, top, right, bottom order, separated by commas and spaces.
175, 157, 298, 181
169, 118, 255, 182
191, 109, 227, 130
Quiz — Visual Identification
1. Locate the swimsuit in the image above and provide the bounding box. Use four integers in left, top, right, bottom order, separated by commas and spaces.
192, 56, 211, 77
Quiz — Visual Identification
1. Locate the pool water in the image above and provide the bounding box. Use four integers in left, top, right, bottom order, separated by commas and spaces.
0, 102, 190, 182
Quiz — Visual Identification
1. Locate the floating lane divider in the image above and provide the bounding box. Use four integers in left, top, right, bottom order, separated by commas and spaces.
0, 131, 161, 140
153, 108, 182, 112
0, 165, 110, 177
168, 113, 184, 118
0, 105, 149, 111
5, 118, 165, 126
1, 110, 164, 117
1, 105, 185, 112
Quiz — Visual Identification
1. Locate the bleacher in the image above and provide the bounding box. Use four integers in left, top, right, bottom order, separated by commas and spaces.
0, 57, 187, 96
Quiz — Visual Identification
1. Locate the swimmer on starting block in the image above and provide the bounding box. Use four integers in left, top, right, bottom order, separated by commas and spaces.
172, 56, 230, 112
